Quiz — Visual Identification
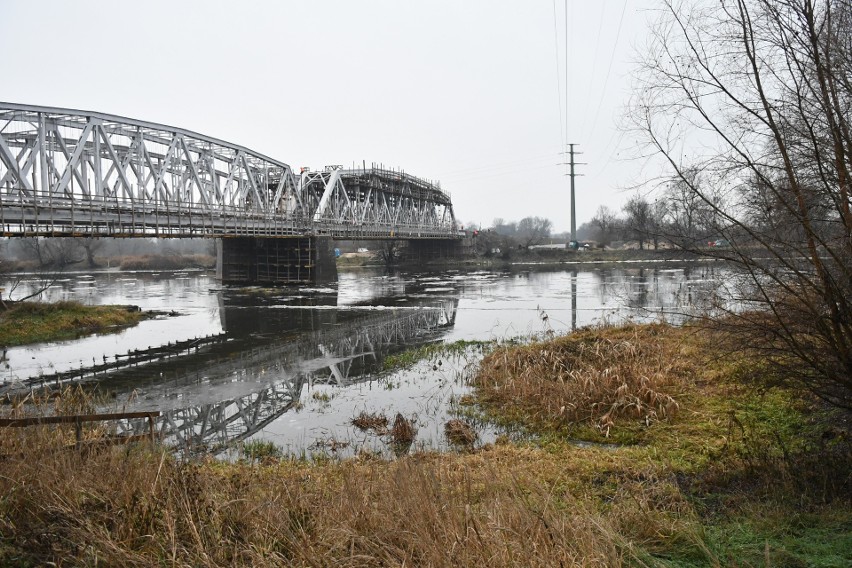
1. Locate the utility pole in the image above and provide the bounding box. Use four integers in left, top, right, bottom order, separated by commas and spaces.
562, 143, 585, 248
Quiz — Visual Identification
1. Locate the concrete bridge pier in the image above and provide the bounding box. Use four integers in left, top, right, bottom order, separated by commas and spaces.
217, 237, 337, 285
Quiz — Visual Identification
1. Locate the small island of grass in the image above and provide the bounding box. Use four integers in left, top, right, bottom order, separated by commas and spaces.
0, 301, 148, 347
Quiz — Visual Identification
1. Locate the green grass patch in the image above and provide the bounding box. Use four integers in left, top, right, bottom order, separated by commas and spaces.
241, 439, 284, 462
0, 301, 147, 346
470, 322, 852, 565
381, 339, 492, 371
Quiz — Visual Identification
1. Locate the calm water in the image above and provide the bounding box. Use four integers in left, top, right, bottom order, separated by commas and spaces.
1, 262, 723, 457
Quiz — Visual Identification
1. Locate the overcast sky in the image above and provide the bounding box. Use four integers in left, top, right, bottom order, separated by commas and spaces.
1, 0, 658, 233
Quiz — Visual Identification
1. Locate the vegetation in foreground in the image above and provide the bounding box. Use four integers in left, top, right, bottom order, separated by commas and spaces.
0, 301, 149, 347
0, 323, 849, 567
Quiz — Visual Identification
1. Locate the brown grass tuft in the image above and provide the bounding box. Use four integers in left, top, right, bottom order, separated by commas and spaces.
444, 419, 477, 447
390, 413, 417, 446
475, 323, 692, 436
351, 411, 389, 433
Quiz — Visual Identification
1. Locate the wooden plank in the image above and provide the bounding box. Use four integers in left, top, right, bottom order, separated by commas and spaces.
0, 411, 160, 428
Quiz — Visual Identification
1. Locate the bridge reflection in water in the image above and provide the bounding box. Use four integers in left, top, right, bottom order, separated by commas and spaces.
109, 292, 458, 455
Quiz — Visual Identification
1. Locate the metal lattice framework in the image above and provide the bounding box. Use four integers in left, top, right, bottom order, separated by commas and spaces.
0, 102, 459, 239
302, 167, 457, 238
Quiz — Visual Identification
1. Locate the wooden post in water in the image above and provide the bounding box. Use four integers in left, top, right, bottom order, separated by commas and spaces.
75, 416, 82, 450
148, 413, 156, 444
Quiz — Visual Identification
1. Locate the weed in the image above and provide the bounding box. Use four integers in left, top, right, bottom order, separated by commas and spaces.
474, 322, 688, 439
351, 411, 389, 433
311, 391, 331, 403
389, 413, 417, 452
444, 419, 477, 447
241, 439, 282, 462
382, 339, 492, 371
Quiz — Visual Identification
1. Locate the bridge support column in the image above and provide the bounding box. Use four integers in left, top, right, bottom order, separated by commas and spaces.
217, 237, 337, 285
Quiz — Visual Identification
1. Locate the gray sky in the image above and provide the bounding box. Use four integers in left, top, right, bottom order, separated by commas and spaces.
0, 0, 657, 233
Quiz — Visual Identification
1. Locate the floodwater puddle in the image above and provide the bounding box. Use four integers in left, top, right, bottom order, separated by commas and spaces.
1, 264, 725, 458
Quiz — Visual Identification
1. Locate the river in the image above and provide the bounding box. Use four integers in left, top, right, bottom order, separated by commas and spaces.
1, 262, 724, 458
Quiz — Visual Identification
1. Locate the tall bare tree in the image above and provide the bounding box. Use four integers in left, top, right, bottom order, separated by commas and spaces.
623, 195, 652, 250
631, 0, 852, 409
516, 216, 553, 248
591, 205, 621, 247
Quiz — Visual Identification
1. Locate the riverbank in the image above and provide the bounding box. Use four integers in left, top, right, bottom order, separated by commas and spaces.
338, 247, 706, 270
0, 301, 150, 346
0, 322, 848, 566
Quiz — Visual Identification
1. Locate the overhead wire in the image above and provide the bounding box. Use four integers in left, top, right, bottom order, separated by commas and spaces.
442, 157, 563, 184
579, 1, 608, 137
586, 0, 628, 142
438, 151, 566, 178
564, 0, 569, 160
443, 162, 567, 185
552, 0, 565, 154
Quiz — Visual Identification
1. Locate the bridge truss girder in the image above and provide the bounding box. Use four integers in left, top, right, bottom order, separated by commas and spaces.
303, 168, 455, 235
0, 103, 459, 239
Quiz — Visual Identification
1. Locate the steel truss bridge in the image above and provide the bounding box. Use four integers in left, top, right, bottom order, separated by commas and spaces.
0, 103, 459, 240
112, 299, 458, 454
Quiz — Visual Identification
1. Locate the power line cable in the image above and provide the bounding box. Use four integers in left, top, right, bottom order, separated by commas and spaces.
438, 152, 564, 178
443, 159, 563, 184
564, 0, 569, 156
579, 1, 608, 136
586, 0, 628, 141
552, 0, 565, 153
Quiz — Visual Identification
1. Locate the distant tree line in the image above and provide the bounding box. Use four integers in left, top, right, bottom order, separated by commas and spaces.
579, 177, 725, 251
1, 237, 215, 270
467, 216, 553, 258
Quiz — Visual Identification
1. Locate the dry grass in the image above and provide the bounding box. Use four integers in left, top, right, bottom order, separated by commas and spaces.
351, 411, 389, 433
475, 323, 692, 437
0, 326, 849, 566
389, 413, 417, 446
444, 419, 477, 447
0, 442, 648, 567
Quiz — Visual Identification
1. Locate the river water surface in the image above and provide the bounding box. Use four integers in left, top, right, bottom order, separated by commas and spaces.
1, 263, 723, 457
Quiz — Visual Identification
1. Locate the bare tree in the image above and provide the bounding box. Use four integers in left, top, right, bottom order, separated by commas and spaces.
80, 238, 103, 268
491, 218, 517, 237
17, 238, 50, 267
591, 205, 621, 247
631, 0, 852, 408
516, 216, 553, 248
15, 237, 85, 268
623, 195, 652, 250
660, 168, 715, 248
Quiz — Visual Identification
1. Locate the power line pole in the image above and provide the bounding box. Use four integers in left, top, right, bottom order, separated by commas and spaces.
561, 143, 585, 248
